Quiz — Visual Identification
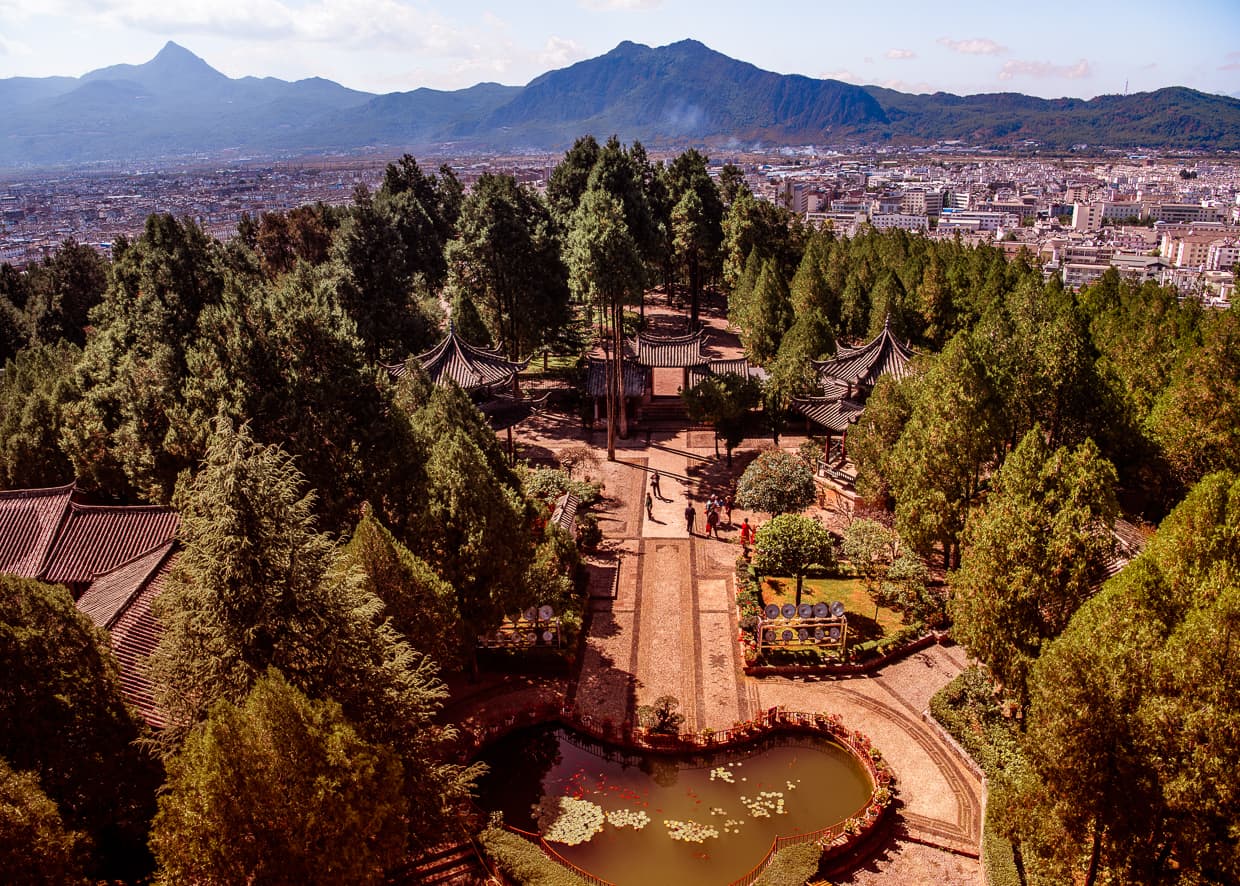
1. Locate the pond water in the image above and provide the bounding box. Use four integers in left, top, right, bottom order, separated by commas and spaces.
476, 725, 873, 886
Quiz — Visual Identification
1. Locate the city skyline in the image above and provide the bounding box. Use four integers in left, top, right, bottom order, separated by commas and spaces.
0, 0, 1237, 100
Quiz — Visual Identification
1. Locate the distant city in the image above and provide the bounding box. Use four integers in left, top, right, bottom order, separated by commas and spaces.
2, 147, 1236, 304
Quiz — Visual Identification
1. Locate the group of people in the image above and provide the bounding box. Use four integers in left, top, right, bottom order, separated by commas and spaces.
645, 470, 756, 554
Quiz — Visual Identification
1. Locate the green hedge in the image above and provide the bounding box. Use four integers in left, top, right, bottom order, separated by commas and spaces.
930, 667, 1023, 886
477, 826, 591, 886
752, 843, 822, 886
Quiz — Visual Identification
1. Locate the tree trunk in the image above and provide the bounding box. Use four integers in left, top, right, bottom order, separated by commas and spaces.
689, 256, 701, 326
795, 574, 804, 607
1083, 820, 1102, 886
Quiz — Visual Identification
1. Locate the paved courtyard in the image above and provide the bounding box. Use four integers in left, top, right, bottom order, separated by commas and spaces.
460, 300, 984, 884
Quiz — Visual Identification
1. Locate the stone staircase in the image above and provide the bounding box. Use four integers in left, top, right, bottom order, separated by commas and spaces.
399, 841, 491, 885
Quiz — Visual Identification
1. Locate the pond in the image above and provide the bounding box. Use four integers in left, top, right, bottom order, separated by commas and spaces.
476, 724, 873, 886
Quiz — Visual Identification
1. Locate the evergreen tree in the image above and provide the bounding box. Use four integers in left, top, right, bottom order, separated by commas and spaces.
0, 575, 160, 881
0, 341, 79, 488
446, 173, 571, 361
0, 760, 87, 886
753, 514, 837, 606
949, 427, 1118, 711
151, 670, 407, 886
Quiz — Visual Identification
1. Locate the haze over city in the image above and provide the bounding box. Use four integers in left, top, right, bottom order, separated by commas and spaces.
1, 0, 1238, 99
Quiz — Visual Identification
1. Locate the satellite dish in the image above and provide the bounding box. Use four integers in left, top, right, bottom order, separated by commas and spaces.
523, 607, 538, 622
813, 627, 825, 640
781, 629, 794, 642
538, 605, 554, 621
797, 628, 809, 641
813, 602, 830, 618
781, 603, 797, 619
542, 631, 553, 643
828, 626, 841, 640
830, 601, 846, 618
798, 603, 813, 619
764, 604, 781, 620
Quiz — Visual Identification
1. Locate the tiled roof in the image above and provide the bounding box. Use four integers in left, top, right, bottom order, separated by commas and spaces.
813, 316, 915, 388
76, 541, 174, 629
1101, 518, 1151, 581
479, 391, 550, 430
393, 325, 528, 392
551, 492, 579, 534
791, 396, 867, 433
687, 358, 768, 388
105, 551, 175, 729
41, 503, 179, 591
630, 331, 708, 368
0, 482, 75, 578
586, 358, 648, 398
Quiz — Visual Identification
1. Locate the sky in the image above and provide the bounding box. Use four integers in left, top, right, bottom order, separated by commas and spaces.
0, 0, 1237, 99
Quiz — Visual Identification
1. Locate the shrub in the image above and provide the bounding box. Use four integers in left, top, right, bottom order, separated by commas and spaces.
752, 842, 822, 886
477, 826, 591, 886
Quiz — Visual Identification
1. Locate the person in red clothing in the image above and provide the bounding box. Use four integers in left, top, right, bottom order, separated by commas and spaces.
739, 517, 754, 556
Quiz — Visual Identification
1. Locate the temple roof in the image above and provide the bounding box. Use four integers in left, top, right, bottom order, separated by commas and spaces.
586, 357, 648, 398
390, 325, 528, 392
630, 330, 709, 369
76, 540, 174, 630
0, 482, 76, 578
812, 316, 915, 389
41, 503, 179, 591
791, 396, 867, 433
76, 542, 177, 729
687, 358, 768, 389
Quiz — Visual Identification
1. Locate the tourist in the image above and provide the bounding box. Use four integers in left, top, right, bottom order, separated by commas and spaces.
724, 492, 734, 524
646, 491, 654, 519
684, 502, 696, 534
739, 518, 753, 556
651, 470, 663, 500
706, 506, 720, 538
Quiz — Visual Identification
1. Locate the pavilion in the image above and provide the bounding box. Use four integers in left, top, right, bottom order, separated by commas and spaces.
792, 316, 916, 468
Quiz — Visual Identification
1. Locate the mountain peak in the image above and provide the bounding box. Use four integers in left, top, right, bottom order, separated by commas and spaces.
82, 40, 226, 88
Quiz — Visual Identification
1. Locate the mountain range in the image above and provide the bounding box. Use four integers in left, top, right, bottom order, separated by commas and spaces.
2, 39, 1238, 168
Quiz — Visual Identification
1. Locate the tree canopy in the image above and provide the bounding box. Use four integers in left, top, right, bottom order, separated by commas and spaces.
735, 449, 816, 516
753, 514, 837, 606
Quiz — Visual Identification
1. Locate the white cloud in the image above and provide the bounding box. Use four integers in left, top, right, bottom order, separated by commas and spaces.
886, 48, 915, 60
578, 0, 661, 9
937, 36, 1006, 55
1221, 50, 1240, 72
879, 78, 934, 93
821, 69, 858, 82
998, 58, 1091, 81
539, 36, 587, 69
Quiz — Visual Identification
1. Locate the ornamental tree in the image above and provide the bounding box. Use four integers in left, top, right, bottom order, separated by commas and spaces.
681, 371, 762, 465
735, 449, 816, 516
0, 760, 86, 886
753, 514, 837, 606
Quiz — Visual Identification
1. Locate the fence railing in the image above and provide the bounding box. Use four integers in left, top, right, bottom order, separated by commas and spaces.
479, 706, 892, 886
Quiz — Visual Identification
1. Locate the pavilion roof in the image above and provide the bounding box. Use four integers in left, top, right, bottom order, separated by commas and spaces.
0, 482, 76, 578
391, 325, 528, 392
630, 330, 709, 369
551, 491, 579, 534
586, 357, 648, 398
812, 316, 915, 389
41, 503, 179, 592
791, 395, 867, 434
479, 391, 551, 431
687, 358, 768, 389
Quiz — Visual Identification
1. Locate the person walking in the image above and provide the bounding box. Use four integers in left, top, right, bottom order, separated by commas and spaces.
724, 492, 734, 524
684, 502, 696, 535
646, 491, 654, 519
739, 517, 753, 556
651, 470, 663, 500
706, 506, 720, 538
